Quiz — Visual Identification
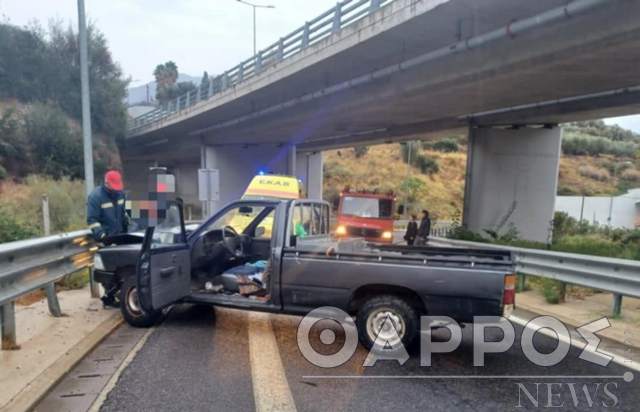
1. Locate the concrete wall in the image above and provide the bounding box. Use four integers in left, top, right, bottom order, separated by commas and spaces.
555, 189, 640, 229
296, 152, 323, 200
463, 126, 562, 242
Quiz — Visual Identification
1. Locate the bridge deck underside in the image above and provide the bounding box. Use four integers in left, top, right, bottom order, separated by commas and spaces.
125, 0, 640, 158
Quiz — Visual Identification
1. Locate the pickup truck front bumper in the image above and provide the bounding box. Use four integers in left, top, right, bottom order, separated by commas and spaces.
93, 269, 116, 285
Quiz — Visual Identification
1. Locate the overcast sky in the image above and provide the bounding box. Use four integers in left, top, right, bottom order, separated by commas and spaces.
0, 0, 337, 85
1, 0, 639, 132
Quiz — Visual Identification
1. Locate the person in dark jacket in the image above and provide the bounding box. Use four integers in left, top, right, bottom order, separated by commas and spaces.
87, 170, 129, 242
404, 214, 418, 246
87, 170, 129, 308
416, 209, 431, 246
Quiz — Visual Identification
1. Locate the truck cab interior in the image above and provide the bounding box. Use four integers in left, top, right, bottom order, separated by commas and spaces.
136, 199, 332, 317
183, 202, 278, 299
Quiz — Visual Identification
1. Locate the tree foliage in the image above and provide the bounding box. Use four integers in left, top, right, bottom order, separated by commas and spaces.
154, 61, 178, 104
565, 120, 640, 142
23, 104, 84, 179
0, 22, 129, 138
153, 61, 197, 105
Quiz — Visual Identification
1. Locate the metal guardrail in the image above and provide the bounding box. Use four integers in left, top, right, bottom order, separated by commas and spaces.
128, 0, 396, 135
431, 237, 640, 315
0, 230, 96, 349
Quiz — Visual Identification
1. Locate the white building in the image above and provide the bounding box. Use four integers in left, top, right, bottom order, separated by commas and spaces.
555, 189, 640, 229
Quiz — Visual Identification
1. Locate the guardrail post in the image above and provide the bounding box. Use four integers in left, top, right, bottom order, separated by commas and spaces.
89, 268, 100, 298
238, 63, 244, 82
302, 22, 310, 48
256, 52, 263, 73
332, 3, 342, 33
186, 91, 191, 107
208, 78, 214, 98
45, 282, 62, 317
612, 294, 623, 317
221, 73, 229, 90
42, 195, 51, 236
1, 302, 19, 350
517, 274, 526, 292
175, 96, 181, 111
370, 0, 381, 12
277, 38, 284, 60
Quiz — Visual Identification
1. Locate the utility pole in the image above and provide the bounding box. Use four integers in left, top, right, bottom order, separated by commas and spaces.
78, 0, 94, 198
236, 0, 275, 57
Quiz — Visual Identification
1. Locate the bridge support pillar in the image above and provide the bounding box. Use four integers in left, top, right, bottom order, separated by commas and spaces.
463, 126, 562, 243
201, 144, 297, 211
296, 152, 323, 200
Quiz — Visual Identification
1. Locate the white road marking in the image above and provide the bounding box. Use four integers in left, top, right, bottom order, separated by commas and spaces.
248, 311, 297, 412
89, 326, 155, 412
509, 314, 640, 373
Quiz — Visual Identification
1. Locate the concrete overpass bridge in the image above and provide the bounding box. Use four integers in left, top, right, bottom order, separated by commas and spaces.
122, 0, 640, 242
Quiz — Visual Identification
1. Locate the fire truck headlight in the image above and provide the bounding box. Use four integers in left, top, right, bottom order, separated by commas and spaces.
336, 225, 347, 236
382, 231, 393, 240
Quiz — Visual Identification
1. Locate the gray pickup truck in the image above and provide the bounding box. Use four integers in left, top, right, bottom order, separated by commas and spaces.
93, 198, 515, 349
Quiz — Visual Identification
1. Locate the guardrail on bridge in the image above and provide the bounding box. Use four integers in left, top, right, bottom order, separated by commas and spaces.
128, 0, 396, 134
0, 230, 96, 349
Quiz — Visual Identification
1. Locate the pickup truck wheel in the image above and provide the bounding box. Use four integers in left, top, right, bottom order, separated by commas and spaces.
356, 295, 418, 350
120, 275, 161, 327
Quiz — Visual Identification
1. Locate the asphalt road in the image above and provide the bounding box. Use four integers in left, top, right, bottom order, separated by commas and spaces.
100, 305, 639, 412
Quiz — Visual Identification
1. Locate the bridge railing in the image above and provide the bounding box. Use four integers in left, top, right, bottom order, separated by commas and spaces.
0, 230, 96, 350
128, 0, 396, 135
430, 237, 640, 316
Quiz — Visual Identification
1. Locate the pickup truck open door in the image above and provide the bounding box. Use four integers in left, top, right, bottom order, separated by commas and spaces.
136, 202, 191, 312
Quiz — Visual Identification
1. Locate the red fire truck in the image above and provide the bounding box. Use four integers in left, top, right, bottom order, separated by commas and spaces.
335, 189, 395, 243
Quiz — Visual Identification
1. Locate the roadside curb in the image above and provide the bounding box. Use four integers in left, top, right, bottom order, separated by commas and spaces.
1, 311, 123, 412
515, 299, 640, 350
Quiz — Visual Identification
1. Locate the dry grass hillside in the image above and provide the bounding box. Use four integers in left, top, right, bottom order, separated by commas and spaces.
323, 143, 640, 220
323, 144, 467, 220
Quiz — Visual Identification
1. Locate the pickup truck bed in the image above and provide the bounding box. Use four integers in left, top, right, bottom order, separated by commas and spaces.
280, 239, 514, 322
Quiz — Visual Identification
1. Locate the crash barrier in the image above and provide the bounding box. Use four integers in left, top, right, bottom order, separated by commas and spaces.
128, 0, 396, 134
0, 230, 96, 349
431, 237, 640, 317
393, 220, 455, 238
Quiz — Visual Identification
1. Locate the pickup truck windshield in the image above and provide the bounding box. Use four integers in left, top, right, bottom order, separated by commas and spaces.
341, 196, 393, 218
202, 204, 275, 237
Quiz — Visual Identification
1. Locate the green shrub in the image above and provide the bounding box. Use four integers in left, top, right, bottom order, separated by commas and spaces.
57, 268, 90, 290
0, 175, 86, 235
0, 206, 38, 242
430, 139, 460, 153
562, 133, 638, 157
414, 154, 439, 175
552, 234, 632, 258
448, 225, 488, 242
541, 278, 565, 304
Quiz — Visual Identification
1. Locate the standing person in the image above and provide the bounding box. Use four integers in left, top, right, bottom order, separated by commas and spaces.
87, 170, 129, 307
87, 170, 129, 242
416, 209, 431, 246
404, 214, 418, 246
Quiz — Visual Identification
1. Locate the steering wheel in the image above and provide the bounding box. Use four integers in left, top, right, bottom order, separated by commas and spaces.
222, 225, 244, 257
